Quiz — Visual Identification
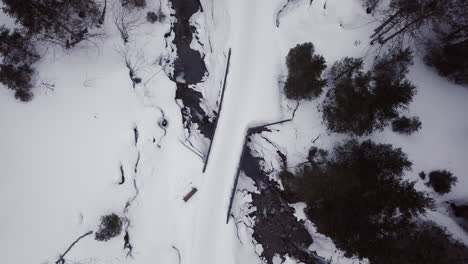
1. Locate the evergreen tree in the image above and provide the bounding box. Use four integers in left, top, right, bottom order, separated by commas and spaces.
426, 170, 458, 194
280, 139, 451, 263
0, 27, 39, 101
1, 0, 101, 48
323, 49, 416, 135
284, 42, 327, 100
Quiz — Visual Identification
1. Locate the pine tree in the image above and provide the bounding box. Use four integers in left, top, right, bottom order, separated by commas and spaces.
426, 170, 458, 194
280, 139, 440, 263
284, 42, 327, 100
0, 27, 39, 101
1, 0, 101, 48
323, 49, 416, 135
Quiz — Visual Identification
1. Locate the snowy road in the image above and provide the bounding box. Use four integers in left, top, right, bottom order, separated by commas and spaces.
189, 0, 284, 263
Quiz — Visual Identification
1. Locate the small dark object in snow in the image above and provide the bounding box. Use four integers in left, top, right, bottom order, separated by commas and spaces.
119, 164, 125, 185
147, 10, 166, 23
419, 171, 426, 180
124, 230, 133, 254
133, 126, 139, 145
160, 119, 168, 127
147, 11, 158, 23
95, 213, 123, 241
450, 202, 468, 219
183, 187, 198, 202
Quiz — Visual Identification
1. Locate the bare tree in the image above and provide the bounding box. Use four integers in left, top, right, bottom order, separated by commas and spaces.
118, 48, 146, 88
113, 4, 144, 44
368, 0, 467, 48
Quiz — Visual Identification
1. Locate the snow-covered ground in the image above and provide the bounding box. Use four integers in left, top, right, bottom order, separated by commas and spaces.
1, 0, 468, 264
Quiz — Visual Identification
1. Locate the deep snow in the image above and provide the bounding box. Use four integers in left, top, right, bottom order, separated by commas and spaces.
1, 0, 468, 264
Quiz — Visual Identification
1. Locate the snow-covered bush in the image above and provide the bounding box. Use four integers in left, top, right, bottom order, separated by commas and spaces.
426, 170, 458, 194
323, 49, 416, 136
95, 213, 123, 241
284, 42, 326, 100
391, 116, 422, 135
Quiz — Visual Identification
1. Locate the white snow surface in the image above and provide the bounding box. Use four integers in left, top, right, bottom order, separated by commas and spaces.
1, 0, 468, 264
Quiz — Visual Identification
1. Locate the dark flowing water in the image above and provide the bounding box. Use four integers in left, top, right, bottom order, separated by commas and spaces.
170, 0, 207, 84
233, 130, 327, 264
168, 0, 214, 140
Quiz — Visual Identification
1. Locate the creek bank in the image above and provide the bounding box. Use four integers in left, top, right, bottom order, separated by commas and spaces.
168, 0, 215, 142
235, 131, 327, 264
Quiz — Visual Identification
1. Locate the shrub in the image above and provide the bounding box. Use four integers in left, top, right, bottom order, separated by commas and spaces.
392, 116, 422, 135
147, 11, 158, 23
323, 49, 416, 135
426, 170, 458, 194
147, 9, 166, 23
419, 171, 426, 180
284, 42, 327, 100
95, 213, 123, 241
281, 139, 435, 262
